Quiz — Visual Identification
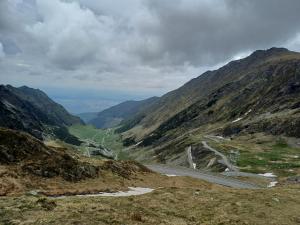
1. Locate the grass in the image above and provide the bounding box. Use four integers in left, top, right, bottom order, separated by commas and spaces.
210, 135, 300, 177
1, 186, 300, 225
68, 125, 124, 157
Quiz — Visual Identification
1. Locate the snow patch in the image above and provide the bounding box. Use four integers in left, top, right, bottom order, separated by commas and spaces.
268, 181, 278, 188
258, 172, 277, 178
215, 136, 224, 139
134, 141, 143, 147
165, 174, 177, 177
244, 109, 252, 116
192, 163, 197, 169
232, 117, 243, 123
76, 187, 154, 197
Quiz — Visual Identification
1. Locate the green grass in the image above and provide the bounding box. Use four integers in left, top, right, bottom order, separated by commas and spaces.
236, 139, 300, 175
68, 125, 124, 157
209, 137, 300, 176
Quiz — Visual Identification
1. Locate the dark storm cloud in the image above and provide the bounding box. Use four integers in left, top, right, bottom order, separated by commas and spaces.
138, 0, 300, 66
0, 0, 300, 113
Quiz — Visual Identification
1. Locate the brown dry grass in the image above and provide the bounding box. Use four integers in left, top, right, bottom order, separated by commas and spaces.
1, 184, 300, 225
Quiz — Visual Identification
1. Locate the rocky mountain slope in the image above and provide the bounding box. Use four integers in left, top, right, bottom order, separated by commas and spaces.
89, 97, 158, 128
0, 127, 153, 196
0, 128, 98, 181
0, 85, 83, 144
119, 48, 300, 142
115, 48, 300, 168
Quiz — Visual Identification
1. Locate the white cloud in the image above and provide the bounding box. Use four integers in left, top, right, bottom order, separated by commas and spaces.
286, 33, 300, 52
26, 0, 116, 69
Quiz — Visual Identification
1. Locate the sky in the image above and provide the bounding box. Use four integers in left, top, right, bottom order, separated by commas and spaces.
1, 0, 300, 113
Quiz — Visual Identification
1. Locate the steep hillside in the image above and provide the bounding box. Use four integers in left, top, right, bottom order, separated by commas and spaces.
0, 128, 154, 196
119, 48, 300, 143
0, 128, 98, 181
89, 97, 158, 128
7, 85, 83, 126
77, 112, 98, 123
0, 85, 83, 144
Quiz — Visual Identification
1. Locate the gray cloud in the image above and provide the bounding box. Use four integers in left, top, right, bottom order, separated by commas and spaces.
0, 42, 5, 59
137, 0, 300, 66
0, 0, 300, 112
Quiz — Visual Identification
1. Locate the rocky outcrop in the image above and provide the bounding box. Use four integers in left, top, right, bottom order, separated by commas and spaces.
100, 160, 152, 179
0, 128, 98, 181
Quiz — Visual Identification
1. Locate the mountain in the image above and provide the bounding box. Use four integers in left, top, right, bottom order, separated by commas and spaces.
0, 127, 153, 196
118, 48, 300, 149
89, 97, 159, 128
8, 85, 83, 125
0, 127, 98, 181
0, 85, 83, 144
77, 112, 98, 123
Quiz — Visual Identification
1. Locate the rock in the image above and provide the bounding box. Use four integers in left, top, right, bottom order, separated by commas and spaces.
0, 128, 99, 182
27, 190, 39, 196
286, 176, 300, 184
36, 198, 57, 211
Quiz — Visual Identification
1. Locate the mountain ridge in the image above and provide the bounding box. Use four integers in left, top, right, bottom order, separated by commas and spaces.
118, 47, 300, 143
0, 84, 83, 144
89, 97, 159, 128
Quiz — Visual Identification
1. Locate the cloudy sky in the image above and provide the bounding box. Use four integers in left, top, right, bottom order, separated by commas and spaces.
1, 0, 300, 113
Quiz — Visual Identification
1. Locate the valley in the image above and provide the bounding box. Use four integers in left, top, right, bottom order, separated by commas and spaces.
1, 48, 300, 224
68, 124, 126, 160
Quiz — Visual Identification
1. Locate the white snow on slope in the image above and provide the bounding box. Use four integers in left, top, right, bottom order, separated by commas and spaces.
268, 181, 278, 188
258, 172, 277, 178
232, 117, 243, 123
55, 187, 154, 198
244, 109, 252, 115
134, 141, 143, 146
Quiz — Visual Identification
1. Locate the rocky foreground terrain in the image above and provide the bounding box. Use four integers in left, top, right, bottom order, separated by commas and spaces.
0, 127, 157, 196
0, 127, 300, 225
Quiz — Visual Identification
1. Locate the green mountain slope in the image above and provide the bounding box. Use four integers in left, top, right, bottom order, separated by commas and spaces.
117, 48, 300, 176
89, 97, 158, 128
119, 48, 300, 144
77, 112, 98, 123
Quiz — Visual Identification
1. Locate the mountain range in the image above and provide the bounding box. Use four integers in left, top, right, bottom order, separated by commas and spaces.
87, 97, 158, 128
86, 47, 300, 162
0, 85, 83, 144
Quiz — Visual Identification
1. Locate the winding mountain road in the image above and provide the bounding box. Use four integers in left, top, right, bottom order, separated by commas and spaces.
146, 164, 260, 189
202, 141, 239, 172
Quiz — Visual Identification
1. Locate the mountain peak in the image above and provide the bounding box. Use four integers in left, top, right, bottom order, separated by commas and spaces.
250, 47, 290, 58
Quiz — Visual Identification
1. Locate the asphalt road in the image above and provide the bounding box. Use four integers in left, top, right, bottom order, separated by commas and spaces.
202, 141, 239, 172
146, 164, 260, 189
